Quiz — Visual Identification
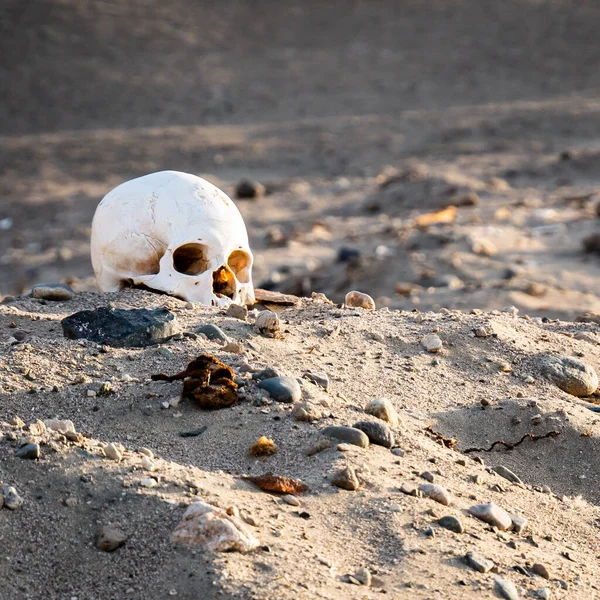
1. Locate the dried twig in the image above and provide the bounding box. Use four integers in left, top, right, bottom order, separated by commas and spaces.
463, 430, 561, 454
425, 425, 458, 449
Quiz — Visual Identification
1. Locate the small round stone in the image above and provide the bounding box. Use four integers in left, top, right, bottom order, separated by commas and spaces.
195, 324, 229, 343
344, 291, 375, 310
258, 377, 301, 403
438, 515, 464, 533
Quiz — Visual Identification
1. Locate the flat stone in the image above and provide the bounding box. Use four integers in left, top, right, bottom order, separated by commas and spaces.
195, 323, 229, 342
332, 466, 360, 491
438, 515, 464, 533
258, 377, 301, 403
62, 307, 176, 347
15, 443, 40, 459
44, 419, 76, 434
322, 426, 369, 448
494, 577, 520, 600
469, 502, 513, 531
493, 465, 523, 485
32, 283, 74, 301
353, 421, 394, 448
97, 525, 128, 552
303, 371, 329, 390
533, 588, 551, 599
172, 500, 259, 552
422, 333, 443, 353
465, 550, 494, 573
418, 483, 451, 506
540, 355, 598, 397
399, 482, 421, 496
365, 398, 401, 427
281, 494, 301, 507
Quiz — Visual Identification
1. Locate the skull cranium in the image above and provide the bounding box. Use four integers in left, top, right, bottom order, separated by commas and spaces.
90, 170, 255, 307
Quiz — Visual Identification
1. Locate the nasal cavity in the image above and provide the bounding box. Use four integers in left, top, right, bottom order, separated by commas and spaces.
213, 265, 236, 298
173, 243, 210, 275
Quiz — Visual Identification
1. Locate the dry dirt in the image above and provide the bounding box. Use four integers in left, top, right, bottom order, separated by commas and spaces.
2, 1, 600, 599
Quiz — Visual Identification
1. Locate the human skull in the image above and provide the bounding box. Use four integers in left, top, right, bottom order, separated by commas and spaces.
90, 170, 255, 306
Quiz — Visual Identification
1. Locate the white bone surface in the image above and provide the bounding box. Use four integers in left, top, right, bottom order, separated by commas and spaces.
91, 171, 255, 306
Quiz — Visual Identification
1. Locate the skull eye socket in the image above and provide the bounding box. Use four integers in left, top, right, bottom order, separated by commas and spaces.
227, 250, 252, 284
173, 243, 210, 276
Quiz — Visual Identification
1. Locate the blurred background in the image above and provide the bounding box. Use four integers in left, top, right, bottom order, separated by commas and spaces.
1, 0, 600, 319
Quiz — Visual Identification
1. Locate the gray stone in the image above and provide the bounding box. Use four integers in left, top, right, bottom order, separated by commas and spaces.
322, 426, 369, 448
533, 588, 551, 599
97, 525, 128, 552
494, 577, 519, 600
540, 355, 598, 397
258, 377, 301, 403
353, 421, 394, 448
2, 484, 24, 510
303, 371, 329, 390
465, 550, 494, 573
438, 515, 464, 533
418, 483, 451, 506
421, 333, 443, 353
510, 514, 528, 533
15, 443, 40, 459
332, 466, 360, 490
32, 283, 74, 301
493, 465, 523, 485
354, 567, 372, 586
468, 502, 512, 531
62, 307, 176, 347
195, 323, 229, 342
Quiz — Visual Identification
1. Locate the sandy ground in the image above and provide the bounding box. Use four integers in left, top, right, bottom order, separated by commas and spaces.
2, 1, 600, 599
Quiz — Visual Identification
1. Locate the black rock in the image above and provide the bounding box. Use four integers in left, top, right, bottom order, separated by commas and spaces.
62, 307, 177, 348
235, 179, 265, 199
337, 247, 361, 263
353, 421, 395, 448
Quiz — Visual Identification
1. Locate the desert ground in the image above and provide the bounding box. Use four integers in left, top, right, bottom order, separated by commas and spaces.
2, 1, 600, 599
